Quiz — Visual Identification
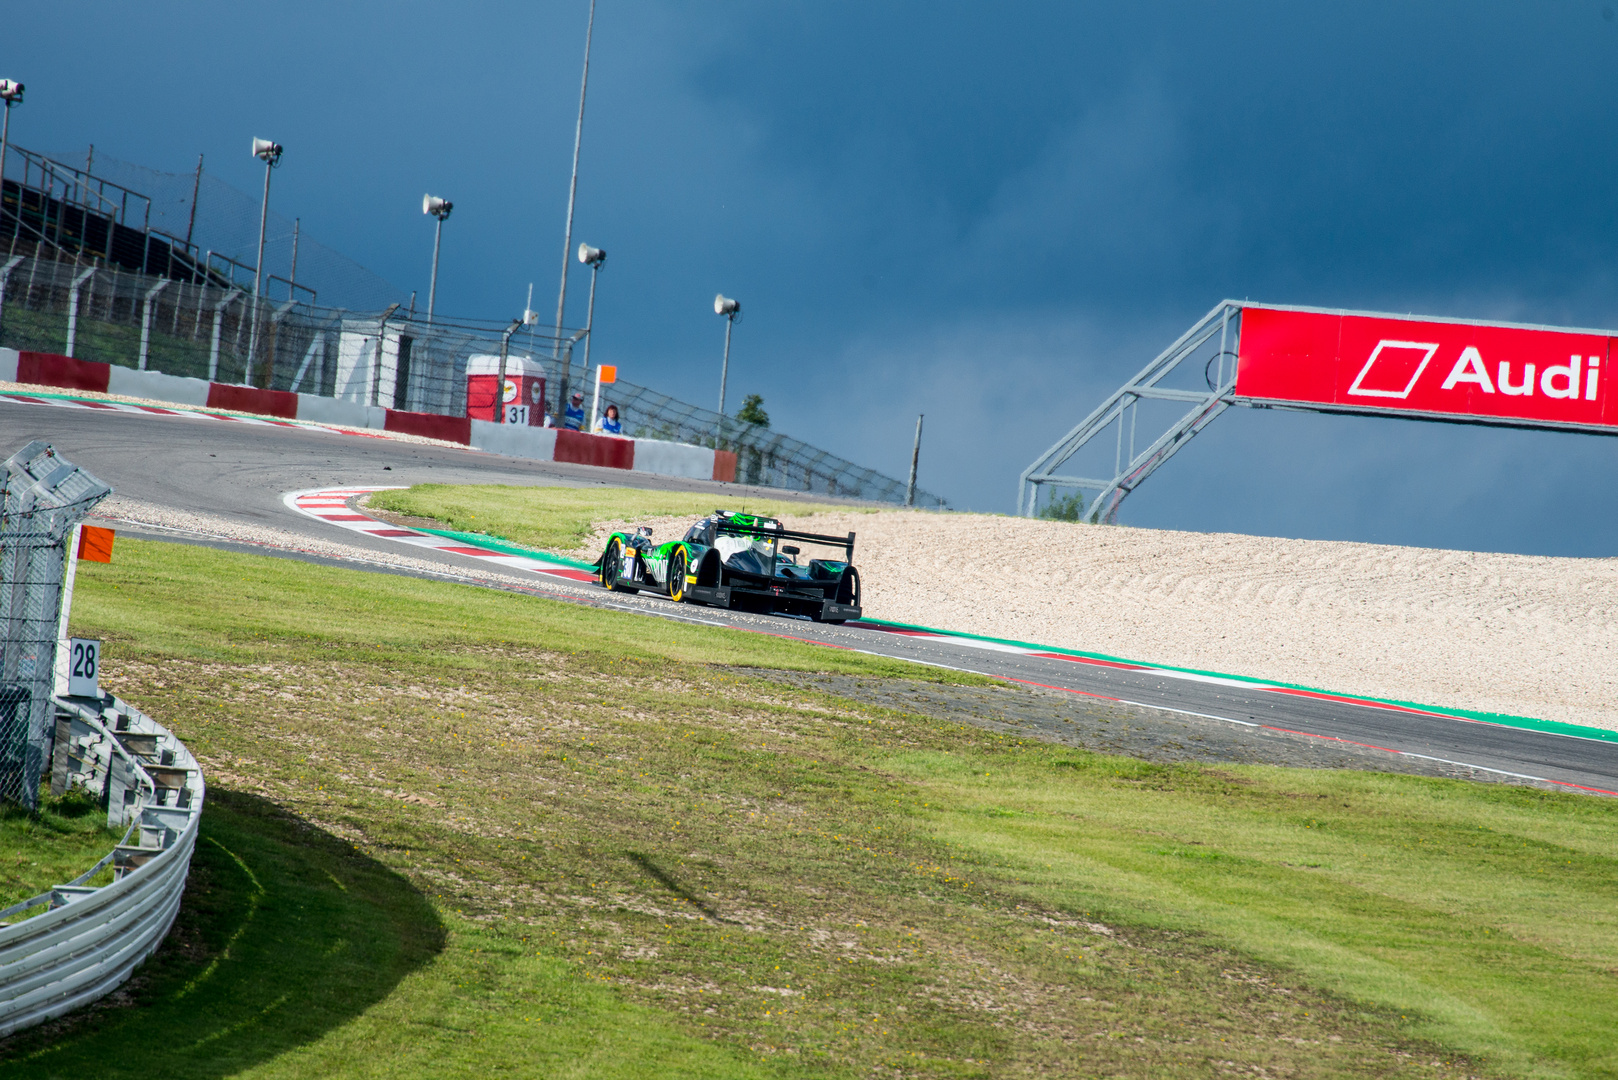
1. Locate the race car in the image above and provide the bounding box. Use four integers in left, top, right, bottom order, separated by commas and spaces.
597, 510, 861, 623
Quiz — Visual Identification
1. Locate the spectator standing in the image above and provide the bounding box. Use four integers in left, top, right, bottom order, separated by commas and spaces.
595, 403, 623, 435
563, 390, 587, 431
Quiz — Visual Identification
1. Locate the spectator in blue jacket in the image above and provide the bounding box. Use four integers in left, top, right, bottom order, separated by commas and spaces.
595, 403, 623, 435
563, 390, 587, 431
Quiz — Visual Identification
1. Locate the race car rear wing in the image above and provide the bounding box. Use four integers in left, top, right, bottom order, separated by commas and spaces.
712, 517, 856, 560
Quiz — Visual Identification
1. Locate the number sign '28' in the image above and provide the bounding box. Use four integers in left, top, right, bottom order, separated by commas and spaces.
68, 638, 100, 698
1235, 305, 1618, 432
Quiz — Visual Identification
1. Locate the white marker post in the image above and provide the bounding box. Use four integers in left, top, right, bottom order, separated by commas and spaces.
591, 364, 617, 431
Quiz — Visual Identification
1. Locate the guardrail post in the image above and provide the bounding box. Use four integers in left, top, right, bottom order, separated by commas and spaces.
63, 266, 95, 357
137, 278, 170, 371
0, 254, 21, 340
208, 287, 242, 381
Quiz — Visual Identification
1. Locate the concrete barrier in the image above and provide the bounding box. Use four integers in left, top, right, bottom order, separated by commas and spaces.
207, 383, 299, 419
555, 428, 635, 469
295, 394, 385, 430
106, 367, 212, 407
631, 437, 714, 481
384, 408, 471, 444
18, 352, 109, 393
469, 419, 558, 460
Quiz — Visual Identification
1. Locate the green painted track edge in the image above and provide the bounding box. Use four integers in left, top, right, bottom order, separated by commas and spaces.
856, 616, 1617, 745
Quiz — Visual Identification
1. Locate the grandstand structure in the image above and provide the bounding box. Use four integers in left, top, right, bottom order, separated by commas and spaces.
0, 146, 943, 506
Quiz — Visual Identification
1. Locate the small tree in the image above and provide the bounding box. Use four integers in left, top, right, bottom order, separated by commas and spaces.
736, 394, 770, 428
1039, 490, 1086, 522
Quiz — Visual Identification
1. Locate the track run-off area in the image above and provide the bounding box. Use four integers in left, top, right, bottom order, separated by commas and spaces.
7, 389, 1618, 798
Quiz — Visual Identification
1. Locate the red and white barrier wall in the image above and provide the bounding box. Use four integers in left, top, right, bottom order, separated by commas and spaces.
0, 348, 737, 483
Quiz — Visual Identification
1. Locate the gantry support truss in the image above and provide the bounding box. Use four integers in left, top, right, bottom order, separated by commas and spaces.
1018, 301, 1242, 522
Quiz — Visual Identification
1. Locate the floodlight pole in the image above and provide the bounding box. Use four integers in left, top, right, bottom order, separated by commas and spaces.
252, 152, 275, 305
551, 0, 597, 360
906, 413, 924, 507
248, 140, 282, 383
428, 214, 443, 322
581, 250, 604, 371
716, 310, 736, 447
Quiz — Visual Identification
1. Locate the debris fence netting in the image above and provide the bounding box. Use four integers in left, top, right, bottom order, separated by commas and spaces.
0, 442, 110, 810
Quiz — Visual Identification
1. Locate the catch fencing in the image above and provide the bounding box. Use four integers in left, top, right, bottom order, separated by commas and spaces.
611, 378, 946, 505
0, 442, 111, 810
0, 694, 204, 1036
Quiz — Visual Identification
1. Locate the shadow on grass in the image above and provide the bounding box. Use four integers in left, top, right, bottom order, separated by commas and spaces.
0, 788, 445, 1080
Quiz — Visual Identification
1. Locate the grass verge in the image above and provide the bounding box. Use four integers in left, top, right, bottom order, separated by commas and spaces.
0, 791, 121, 908
5, 537, 1614, 1077
367, 483, 872, 553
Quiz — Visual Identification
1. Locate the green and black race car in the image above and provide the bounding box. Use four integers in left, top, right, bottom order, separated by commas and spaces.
597, 510, 861, 623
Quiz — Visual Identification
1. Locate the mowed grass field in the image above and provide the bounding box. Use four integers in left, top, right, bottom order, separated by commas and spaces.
367, 483, 871, 554
2, 536, 1615, 1077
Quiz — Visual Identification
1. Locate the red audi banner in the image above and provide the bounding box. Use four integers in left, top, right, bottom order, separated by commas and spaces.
1235, 305, 1617, 432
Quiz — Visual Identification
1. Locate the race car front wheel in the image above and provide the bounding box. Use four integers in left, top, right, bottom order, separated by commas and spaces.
668, 549, 689, 602
602, 537, 635, 592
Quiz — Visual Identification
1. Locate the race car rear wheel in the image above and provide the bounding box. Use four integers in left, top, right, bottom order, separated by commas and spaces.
836, 566, 861, 609
668, 549, 689, 602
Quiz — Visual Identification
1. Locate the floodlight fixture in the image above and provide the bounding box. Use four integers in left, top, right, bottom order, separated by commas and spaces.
251, 137, 283, 166
423, 194, 453, 220
578, 242, 605, 267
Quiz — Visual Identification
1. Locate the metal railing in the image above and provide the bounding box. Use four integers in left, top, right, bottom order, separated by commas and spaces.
0, 694, 204, 1036
609, 376, 947, 506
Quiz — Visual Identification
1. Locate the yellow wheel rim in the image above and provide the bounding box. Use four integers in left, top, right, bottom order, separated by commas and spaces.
669, 552, 686, 602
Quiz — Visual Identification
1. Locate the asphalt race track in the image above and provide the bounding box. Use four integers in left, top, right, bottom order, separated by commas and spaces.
7, 395, 1618, 797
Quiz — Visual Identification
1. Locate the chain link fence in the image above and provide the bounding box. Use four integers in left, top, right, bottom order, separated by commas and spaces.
0, 442, 111, 811
611, 377, 946, 505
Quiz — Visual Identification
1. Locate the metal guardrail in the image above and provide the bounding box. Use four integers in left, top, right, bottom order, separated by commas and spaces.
0, 693, 204, 1037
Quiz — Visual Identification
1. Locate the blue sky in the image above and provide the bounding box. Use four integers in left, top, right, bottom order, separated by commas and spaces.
11, 2, 1618, 553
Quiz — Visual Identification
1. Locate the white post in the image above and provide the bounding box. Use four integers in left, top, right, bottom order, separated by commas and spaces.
209, 288, 241, 381
138, 278, 170, 370
590, 364, 604, 432
53, 524, 82, 699
64, 267, 95, 357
